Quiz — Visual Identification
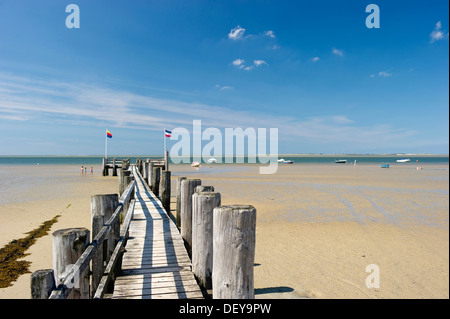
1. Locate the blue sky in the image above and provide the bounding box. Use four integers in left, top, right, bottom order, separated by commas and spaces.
0, 0, 448, 155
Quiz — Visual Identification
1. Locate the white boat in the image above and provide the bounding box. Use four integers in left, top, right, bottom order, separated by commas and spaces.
191, 161, 201, 167
335, 159, 347, 164
396, 158, 411, 163
207, 158, 217, 164
278, 158, 293, 164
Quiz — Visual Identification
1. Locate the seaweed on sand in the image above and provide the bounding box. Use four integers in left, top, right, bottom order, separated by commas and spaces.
0, 215, 60, 288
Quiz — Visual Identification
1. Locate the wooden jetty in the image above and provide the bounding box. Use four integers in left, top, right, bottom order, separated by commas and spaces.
31, 156, 256, 300
102, 151, 169, 176
112, 166, 203, 299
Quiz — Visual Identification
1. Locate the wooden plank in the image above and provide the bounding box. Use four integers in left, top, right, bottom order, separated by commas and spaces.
113, 290, 204, 299
112, 167, 203, 299
113, 283, 202, 298
114, 272, 195, 286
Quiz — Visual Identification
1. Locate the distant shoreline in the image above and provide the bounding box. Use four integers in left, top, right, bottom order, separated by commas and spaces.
0, 153, 448, 157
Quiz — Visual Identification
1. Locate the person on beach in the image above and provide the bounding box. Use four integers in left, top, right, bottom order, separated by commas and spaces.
84, 166, 87, 175
81, 166, 84, 175
91, 167, 93, 175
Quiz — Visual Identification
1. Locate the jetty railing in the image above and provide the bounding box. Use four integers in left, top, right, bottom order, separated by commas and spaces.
31, 175, 136, 299
31, 155, 257, 299
102, 151, 169, 176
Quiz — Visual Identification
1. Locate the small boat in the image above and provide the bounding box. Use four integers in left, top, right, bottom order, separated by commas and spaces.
396, 159, 411, 163
335, 159, 347, 164
380, 163, 390, 168
278, 158, 293, 164
207, 158, 217, 164
191, 161, 201, 167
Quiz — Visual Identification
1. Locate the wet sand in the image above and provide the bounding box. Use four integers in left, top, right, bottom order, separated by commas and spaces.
0, 163, 448, 298
170, 163, 449, 299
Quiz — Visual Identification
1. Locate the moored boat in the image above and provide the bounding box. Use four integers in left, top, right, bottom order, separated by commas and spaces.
396, 158, 411, 163
335, 159, 347, 163
380, 163, 390, 168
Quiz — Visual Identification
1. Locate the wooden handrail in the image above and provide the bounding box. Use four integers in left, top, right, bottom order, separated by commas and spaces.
93, 199, 135, 299
48, 179, 135, 299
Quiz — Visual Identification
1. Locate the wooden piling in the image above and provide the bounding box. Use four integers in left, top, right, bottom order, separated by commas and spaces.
180, 178, 201, 250
143, 162, 149, 185
176, 177, 187, 229
195, 185, 214, 193
31, 269, 56, 299
212, 205, 256, 299
122, 159, 130, 170
102, 157, 108, 176
112, 158, 117, 176
151, 166, 160, 197
165, 150, 169, 171
52, 228, 90, 299
148, 162, 154, 188
192, 191, 221, 289
90, 194, 119, 294
160, 170, 171, 213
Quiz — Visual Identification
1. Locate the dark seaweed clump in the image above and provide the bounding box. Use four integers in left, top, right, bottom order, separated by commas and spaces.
0, 215, 60, 288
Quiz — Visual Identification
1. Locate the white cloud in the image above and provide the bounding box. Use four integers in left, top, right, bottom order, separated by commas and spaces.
331, 115, 354, 124
312, 57, 320, 62
228, 25, 246, 40
253, 60, 268, 66
332, 48, 344, 56
378, 71, 392, 77
430, 21, 448, 43
215, 85, 234, 91
232, 59, 245, 67
264, 30, 275, 38
371, 71, 392, 78
232, 59, 268, 70
0, 73, 420, 152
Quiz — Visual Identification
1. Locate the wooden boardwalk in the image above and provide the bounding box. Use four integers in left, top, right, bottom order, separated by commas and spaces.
112, 167, 204, 299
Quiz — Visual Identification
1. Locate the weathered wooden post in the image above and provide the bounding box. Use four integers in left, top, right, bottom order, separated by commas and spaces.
31, 269, 56, 299
213, 205, 256, 299
112, 158, 117, 176
151, 166, 161, 196
122, 159, 130, 170
160, 170, 171, 213
176, 177, 186, 229
192, 191, 221, 289
122, 175, 134, 221
52, 228, 90, 299
102, 157, 109, 176
165, 150, 169, 171
195, 185, 214, 193
90, 194, 119, 294
148, 162, 154, 188
143, 162, 149, 185
180, 178, 201, 250
136, 158, 141, 175
119, 169, 131, 196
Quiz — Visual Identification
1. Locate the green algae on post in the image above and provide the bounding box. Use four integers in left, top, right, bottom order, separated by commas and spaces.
0, 215, 61, 288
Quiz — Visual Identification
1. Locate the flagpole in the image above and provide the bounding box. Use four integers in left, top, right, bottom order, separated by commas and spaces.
163, 128, 166, 156
105, 129, 108, 159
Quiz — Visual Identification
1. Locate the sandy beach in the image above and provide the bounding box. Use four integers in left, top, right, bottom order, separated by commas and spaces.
0, 162, 448, 299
